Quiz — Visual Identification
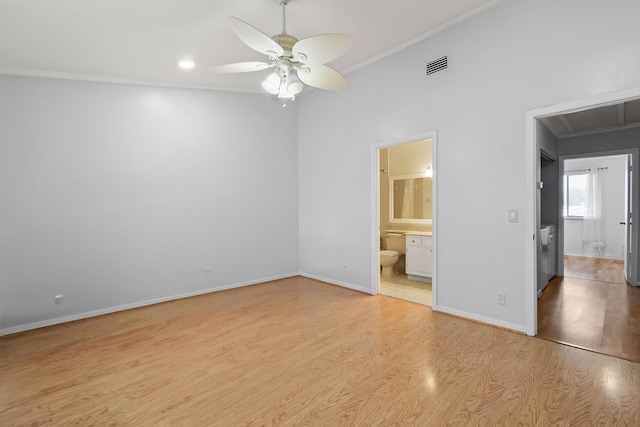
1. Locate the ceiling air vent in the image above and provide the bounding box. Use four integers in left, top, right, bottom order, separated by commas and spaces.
426, 55, 448, 76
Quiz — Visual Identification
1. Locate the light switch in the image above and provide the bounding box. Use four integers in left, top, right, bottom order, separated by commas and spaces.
509, 209, 518, 222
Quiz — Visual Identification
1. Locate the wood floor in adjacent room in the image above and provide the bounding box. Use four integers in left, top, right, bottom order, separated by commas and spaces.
537, 256, 640, 364
2, 276, 640, 425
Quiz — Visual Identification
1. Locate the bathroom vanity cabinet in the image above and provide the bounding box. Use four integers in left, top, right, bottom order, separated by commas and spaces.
406, 234, 432, 279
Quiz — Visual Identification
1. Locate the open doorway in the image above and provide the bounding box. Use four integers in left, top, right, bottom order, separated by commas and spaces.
525, 88, 640, 336
528, 92, 640, 362
537, 151, 640, 362
561, 154, 629, 284
371, 132, 437, 309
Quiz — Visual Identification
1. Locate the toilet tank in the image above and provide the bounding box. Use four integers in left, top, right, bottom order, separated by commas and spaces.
385, 233, 406, 254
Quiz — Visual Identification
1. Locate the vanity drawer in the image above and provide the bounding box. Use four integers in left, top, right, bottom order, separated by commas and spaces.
406, 236, 423, 246
406, 235, 431, 247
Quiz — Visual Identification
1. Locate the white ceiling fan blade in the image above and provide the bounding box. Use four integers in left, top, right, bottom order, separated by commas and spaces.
211, 61, 273, 73
292, 34, 354, 64
297, 64, 349, 91
229, 17, 284, 57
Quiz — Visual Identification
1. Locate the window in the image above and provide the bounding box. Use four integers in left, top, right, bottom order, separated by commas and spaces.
563, 172, 587, 217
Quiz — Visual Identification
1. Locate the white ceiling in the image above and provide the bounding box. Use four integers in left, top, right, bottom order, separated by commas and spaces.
0, 0, 507, 93
540, 99, 640, 139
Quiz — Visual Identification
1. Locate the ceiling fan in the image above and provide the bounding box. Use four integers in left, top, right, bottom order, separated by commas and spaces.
212, 0, 354, 102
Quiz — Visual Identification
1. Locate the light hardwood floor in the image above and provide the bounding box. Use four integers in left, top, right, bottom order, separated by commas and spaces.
2, 276, 640, 425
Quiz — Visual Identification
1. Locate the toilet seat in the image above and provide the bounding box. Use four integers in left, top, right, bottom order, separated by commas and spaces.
380, 250, 400, 257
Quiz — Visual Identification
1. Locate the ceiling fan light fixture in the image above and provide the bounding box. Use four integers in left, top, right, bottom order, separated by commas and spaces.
285, 73, 303, 95
215, 0, 353, 99
277, 88, 295, 100
262, 72, 281, 95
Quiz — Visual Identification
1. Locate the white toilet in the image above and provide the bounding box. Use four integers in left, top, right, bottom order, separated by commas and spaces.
380, 233, 406, 277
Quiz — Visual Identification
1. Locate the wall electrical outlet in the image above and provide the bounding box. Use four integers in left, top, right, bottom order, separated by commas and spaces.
343, 264, 348, 273
497, 292, 506, 305
54, 294, 64, 304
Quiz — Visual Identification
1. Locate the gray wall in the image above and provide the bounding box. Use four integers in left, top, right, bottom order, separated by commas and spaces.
538, 121, 559, 226
297, 0, 640, 331
559, 127, 640, 157
0, 76, 299, 333
538, 120, 558, 160
540, 158, 559, 227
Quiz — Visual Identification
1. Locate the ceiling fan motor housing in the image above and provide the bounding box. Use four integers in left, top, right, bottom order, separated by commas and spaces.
272, 33, 298, 55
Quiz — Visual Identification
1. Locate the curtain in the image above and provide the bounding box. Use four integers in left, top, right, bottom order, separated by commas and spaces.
582, 169, 603, 250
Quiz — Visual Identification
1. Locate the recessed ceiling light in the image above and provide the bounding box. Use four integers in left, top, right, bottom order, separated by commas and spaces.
179, 60, 195, 70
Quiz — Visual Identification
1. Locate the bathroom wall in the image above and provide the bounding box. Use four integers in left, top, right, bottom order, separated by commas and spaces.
379, 148, 390, 233
379, 140, 433, 235
0, 75, 299, 334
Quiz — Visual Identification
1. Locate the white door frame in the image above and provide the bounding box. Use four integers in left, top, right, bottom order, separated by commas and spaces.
370, 131, 438, 309
525, 86, 640, 336
625, 154, 633, 282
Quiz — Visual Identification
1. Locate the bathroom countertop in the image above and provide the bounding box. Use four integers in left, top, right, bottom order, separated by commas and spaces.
404, 231, 432, 236
383, 230, 432, 236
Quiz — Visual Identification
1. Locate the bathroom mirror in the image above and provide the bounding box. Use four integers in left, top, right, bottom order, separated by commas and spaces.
390, 174, 432, 224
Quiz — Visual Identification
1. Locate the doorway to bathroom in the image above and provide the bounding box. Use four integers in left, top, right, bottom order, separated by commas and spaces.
372, 133, 437, 307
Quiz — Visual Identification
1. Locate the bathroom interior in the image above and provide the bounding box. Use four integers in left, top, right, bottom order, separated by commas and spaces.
379, 139, 433, 305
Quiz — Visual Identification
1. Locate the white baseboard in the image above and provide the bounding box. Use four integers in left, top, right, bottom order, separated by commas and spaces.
435, 305, 527, 334
407, 274, 432, 283
0, 272, 299, 337
299, 274, 527, 334
298, 272, 373, 295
